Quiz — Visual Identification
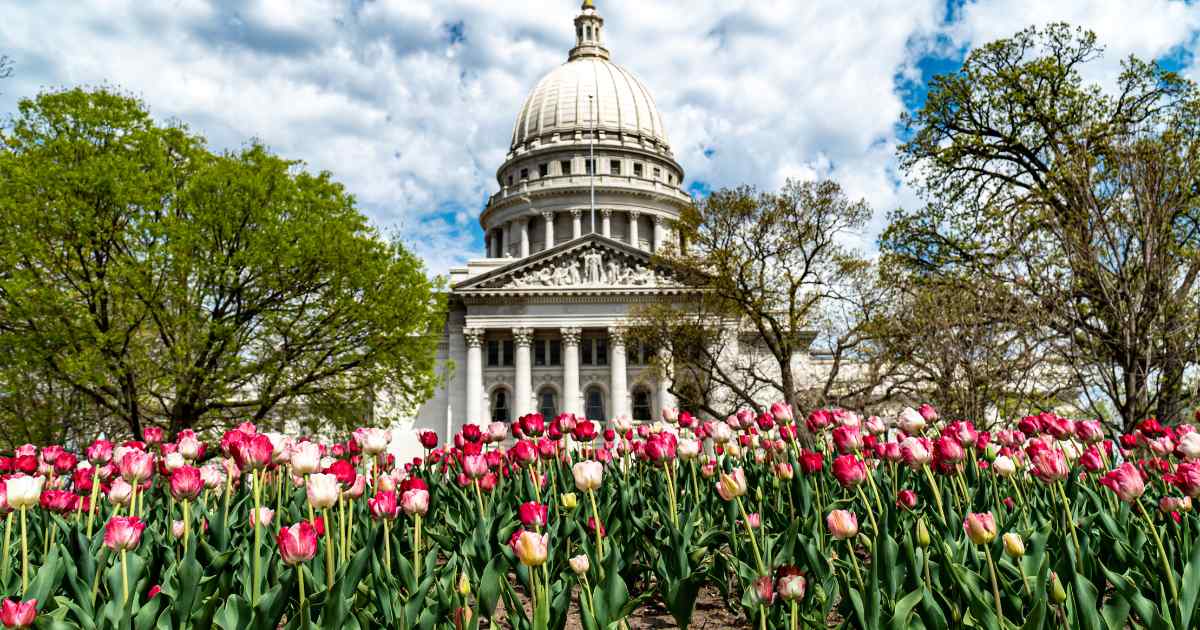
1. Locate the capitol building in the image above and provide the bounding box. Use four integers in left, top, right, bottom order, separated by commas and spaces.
406, 0, 695, 445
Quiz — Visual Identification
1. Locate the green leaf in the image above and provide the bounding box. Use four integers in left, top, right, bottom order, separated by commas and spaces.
888, 589, 924, 630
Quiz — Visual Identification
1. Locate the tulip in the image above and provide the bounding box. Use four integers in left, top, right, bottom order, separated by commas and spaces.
119, 450, 154, 484
107, 479, 133, 507
744, 512, 761, 529
277, 521, 319, 565
251, 507, 275, 528
169, 466, 203, 501
509, 530, 548, 567
400, 488, 429, 516
569, 554, 590, 576
1179, 432, 1200, 460
519, 501, 548, 529
572, 460, 604, 491
561, 492, 578, 509
104, 516, 145, 552
897, 407, 926, 434
1161, 496, 1192, 513
290, 442, 323, 476
0, 599, 36, 629
1050, 572, 1067, 604
306, 473, 339, 510
462, 454, 488, 479
716, 468, 748, 501
353, 427, 391, 455
1029, 448, 1068, 483
1074, 420, 1104, 445
3, 477, 41, 511
487, 422, 508, 443
963, 512, 996, 545
991, 455, 1017, 477
899, 437, 932, 469
1099, 462, 1145, 503
751, 575, 775, 606
826, 510, 858, 540
1173, 462, 1200, 497
777, 572, 806, 601
1003, 532, 1024, 558
896, 489, 918, 510
418, 430, 439, 450
232, 434, 274, 471
177, 431, 203, 460
831, 455, 866, 487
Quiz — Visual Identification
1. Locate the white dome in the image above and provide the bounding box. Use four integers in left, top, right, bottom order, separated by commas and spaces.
510, 56, 669, 151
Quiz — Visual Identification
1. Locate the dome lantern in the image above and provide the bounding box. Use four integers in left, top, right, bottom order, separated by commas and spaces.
570, 0, 608, 61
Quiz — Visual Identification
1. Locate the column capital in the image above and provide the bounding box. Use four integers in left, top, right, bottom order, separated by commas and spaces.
571, 209, 582, 218
607, 326, 626, 346
629, 209, 641, 218
652, 214, 665, 225
600, 208, 611, 218
463, 328, 484, 348
512, 327, 534, 346
560, 327, 582, 345
542, 210, 554, 222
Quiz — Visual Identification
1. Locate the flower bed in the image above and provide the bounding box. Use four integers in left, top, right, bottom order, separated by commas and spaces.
0, 406, 1196, 629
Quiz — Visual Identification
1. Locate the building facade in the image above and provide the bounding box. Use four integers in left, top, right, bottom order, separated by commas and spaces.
402, 1, 692, 452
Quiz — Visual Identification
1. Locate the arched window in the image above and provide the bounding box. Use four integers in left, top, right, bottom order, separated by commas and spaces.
632, 387, 652, 422
538, 387, 558, 419
585, 25, 592, 40
585, 386, 605, 422
491, 388, 511, 423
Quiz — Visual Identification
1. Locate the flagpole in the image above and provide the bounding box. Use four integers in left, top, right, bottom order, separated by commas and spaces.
589, 94, 595, 233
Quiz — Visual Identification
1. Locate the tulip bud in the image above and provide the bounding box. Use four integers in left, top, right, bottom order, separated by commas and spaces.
1049, 572, 1067, 604
1002, 532, 1024, 559
458, 572, 471, 596
560, 492, 578, 510
916, 518, 930, 548
963, 512, 997, 545
569, 554, 590, 576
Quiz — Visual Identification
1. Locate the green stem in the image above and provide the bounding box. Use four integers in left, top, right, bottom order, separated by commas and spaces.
846, 539, 865, 593
984, 545, 1004, 623
474, 480, 485, 517
20, 506, 28, 596
1, 512, 11, 586
856, 487, 879, 534
252, 470, 262, 606
323, 508, 335, 590
89, 548, 107, 608
1137, 501, 1180, 605
298, 561, 306, 607
414, 515, 422, 578
1055, 482, 1083, 570
382, 518, 391, 574
182, 500, 191, 555
120, 549, 129, 605
790, 599, 798, 630
736, 498, 766, 574
922, 467, 947, 524
86, 468, 100, 539
588, 490, 605, 562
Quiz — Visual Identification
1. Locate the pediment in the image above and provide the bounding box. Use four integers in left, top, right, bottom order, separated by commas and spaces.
453, 235, 684, 294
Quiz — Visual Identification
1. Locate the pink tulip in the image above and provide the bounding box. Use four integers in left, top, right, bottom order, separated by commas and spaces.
119, 451, 154, 483
86, 440, 114, 465
1099, 462, 1145, 503
0, 598, 36, 628
1160, 496, 1192, 513
368, 491, 398, 520
462, 454, 487, 479
963, 512, 997, 545
826, 510, 858, 540
899, 437, 932, 468
169, 466, 203, 501
250, 507, 275, 528
715, 468, 748, 501
103, 516, 146, 552
1173, 462, 1200, 497
401, 488, 430, 516
519, 501, 548, 528
832, 426, 864, 453
770, 401, 793, 423
277, 522, 319, 565
1074, 420, 1104, 444
232, 434, 274, 471
1029, 448, 1068, 483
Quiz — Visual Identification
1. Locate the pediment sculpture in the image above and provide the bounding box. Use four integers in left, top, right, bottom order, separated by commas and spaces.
484, 245, 666, 290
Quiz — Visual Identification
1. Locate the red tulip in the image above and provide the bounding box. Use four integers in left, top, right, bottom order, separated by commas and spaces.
232, 434, 273, 472
0, 598, 36, 628
832, 426, 864, 454
896, 489, 918, 510
799, 451, 824, 475
518, 501, 548, 528
277, 522, 319, 565
39, 490, 75, 514
831, 455, 867, 488
324, 460, 356, 486
933, 436, 965, 463
418, 431, 439, 450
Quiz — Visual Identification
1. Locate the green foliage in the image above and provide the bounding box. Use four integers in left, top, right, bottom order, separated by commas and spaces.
0, 87, 444, 442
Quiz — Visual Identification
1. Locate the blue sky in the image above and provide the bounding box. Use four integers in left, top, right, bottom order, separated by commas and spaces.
2, 0, 1198, 274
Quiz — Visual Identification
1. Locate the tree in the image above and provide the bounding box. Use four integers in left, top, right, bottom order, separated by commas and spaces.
0, 87, 444, 441
884, 24, 1200, 430
630, 180, 877, 420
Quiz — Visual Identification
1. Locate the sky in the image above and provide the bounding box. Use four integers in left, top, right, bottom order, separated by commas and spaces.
2, 0, 1198, 275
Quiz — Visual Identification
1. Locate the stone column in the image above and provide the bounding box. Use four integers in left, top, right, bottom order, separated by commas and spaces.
501, 222, 512, 257
652, 215, 666, 252
543, 211, 555, 251
657, 345, 675, 416
601, 209, 612, 238
609, 327, 628, 419
561, 327, 581, 415
464, 328, 484, 426
629, 211, 641, 249
518, 219, 530, 258
513, 328, 533, 417
484, 232, 492, 258
572, 210, 582, 240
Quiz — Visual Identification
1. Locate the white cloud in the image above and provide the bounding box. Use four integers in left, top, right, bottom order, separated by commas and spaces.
0, 0, 1197, 273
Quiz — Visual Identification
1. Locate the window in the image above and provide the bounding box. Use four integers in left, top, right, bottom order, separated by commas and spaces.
532, 339, 562, 367
585, 387, 605, 421
507, 175, 513, 186
487, 339, 514, 367
610, 160, 621, 175
581, 337, 609, 366
520, 168, 529, 180
653, 167, 661, 179
538, 163, 549, 177
667, 174, 673, 184
585, 159, 595, 175
538, 387, 558, 419
632, 388, 652, 421
561, 160, 572, 175
491, 389, 511, 423
633, 163, 644, 177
